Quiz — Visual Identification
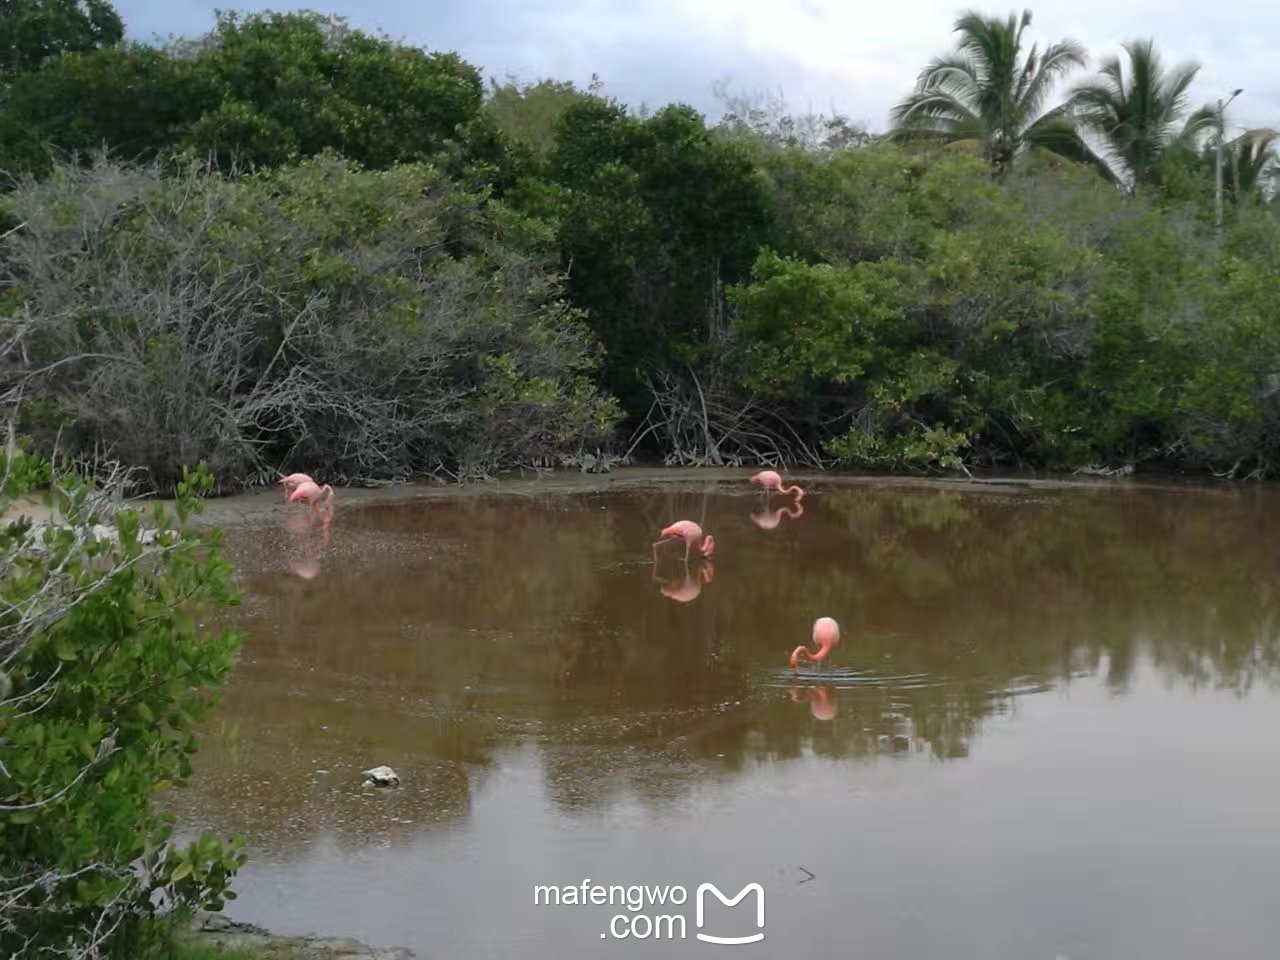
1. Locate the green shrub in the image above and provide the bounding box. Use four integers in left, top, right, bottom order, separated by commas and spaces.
1, 454, 245, 957
726, 142, 1280, 475
0, 11, 491, 180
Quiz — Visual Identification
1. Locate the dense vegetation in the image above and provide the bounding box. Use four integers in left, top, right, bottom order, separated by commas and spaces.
0, 3, 1278, 492
4, 157, 619, 489
1, 453, 245, 958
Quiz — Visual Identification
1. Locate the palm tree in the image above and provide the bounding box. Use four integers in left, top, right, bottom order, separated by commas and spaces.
890, 9, 1094, 180
1225, 129, 1279, 205
1069, 39, 1215, 192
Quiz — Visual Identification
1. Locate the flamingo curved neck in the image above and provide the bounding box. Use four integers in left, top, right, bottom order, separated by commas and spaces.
791, 643, 831, 668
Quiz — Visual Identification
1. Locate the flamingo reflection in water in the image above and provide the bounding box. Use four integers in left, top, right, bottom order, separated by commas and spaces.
652, 557, 715, 604
750, 500, 804, 531
789, 683, 836, 720
284, 509, 331, 580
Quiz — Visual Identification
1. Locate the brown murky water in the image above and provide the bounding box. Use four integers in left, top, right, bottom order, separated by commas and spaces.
170, 477, 1280, 959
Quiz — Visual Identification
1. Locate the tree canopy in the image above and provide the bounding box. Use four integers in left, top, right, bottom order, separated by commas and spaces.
0, 11, 489, 176
0, 0, 122, 75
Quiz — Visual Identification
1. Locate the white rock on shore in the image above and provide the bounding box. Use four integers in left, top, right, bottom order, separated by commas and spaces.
361, 765, 400, 787
8, 519, 159, 553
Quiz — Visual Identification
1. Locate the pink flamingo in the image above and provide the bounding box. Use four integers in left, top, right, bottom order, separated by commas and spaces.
653, 558, 714, 603
750, 500, 804, 530
790, 617, 840, 670
278, 472, 315, 501
652, 520, 715, 562
750, 470, 804, 501
288, 479, 335, 519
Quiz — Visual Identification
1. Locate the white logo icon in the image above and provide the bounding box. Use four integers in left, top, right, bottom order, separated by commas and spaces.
695, 883, 765, 944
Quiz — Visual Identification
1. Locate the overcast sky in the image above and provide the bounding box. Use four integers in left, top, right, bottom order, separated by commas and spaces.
114, 1, 1279, 136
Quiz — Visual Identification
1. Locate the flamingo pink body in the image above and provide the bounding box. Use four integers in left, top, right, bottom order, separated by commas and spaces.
750, 470, 804, 501
791, 616, 840, 669
288, 480, 335, 516
653, 520, 715, 560
279, 473, 315, 501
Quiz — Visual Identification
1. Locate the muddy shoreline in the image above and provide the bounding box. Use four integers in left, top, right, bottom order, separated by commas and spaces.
185, 913, 413, 959
3, 465, 1248, 530
164, 464, 1240, 531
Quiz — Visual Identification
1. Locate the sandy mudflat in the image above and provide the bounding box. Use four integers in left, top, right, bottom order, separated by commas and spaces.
2, 463, 1181, 531
1, 494, 59, 524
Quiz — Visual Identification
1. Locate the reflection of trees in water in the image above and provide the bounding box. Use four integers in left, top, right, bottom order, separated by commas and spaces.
803, 487, 1280, 695
532, 484, 1280, 810
532, 678, 1013, 816
191, 484, 1280, 839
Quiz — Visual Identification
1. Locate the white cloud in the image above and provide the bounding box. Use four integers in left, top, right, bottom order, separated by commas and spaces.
115, 0, 1280, 135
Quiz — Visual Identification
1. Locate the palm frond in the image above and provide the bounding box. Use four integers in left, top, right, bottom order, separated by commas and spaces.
1175, 104, 1217, 147
1026, 110, 1120, 183
1014, 42, 1039, 105
1231, 128, 1280, 198
891, 90, 982, 139
916, 54, 982, 104
1095, 53, 1127, 100
1159, 62, 1202, 116
1020, 39, 1088, 123
1067, 80, 1123, 134
891, 7, 1084, 178
1069, 39, 1204, 189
